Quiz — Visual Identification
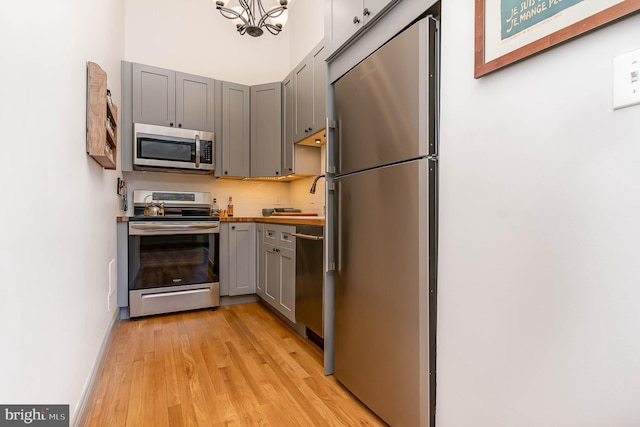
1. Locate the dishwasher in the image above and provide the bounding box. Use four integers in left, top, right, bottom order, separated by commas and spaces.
293, 225, 324, 345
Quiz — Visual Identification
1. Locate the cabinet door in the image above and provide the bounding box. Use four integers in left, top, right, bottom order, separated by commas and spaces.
132, 63, 176, 127
256, 224, 265, 298
264, 242, 280, 306
175, 72, 216, 132
293, 59, 313, 142
250, 82, 282, 178
363, 0, 398, 24
312, 44, 327, 135
229, 223, 256, 296
278, 247, 296, 323
328, 0, 364, 52
221, 82, 251, 177
282, 72, 294, 175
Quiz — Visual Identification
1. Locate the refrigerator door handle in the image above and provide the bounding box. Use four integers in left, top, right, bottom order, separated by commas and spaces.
335, 180, 342, 273
326, 118, 337, 174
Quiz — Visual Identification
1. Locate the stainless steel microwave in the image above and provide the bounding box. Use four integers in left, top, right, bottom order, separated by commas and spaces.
133, 123, 215, 173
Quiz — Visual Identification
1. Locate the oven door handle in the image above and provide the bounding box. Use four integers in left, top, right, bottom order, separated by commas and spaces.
195, 134, 201, 168
141, 288, 211, 299
129, 223, 219, 235
291, 232, 324, 241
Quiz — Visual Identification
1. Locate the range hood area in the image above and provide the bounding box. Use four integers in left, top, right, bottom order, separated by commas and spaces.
219, 134, 325, 182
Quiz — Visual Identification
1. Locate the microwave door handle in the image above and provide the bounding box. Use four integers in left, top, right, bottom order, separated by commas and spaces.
195, 134, 201, 168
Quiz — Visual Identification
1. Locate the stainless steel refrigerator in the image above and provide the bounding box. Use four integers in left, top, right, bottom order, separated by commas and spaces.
333, 16, 438, 427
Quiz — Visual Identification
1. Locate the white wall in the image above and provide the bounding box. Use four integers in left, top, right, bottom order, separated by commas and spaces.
288, 0, 325, 67
124, 0, 291, 84
0, 0, 124, 423
437, 4, 640, 426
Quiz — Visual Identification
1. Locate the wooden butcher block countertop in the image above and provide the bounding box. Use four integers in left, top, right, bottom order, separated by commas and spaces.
222, 216, 325, 226
117, 216, 325, 225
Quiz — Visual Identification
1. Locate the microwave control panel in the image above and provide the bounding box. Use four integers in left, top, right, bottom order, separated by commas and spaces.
201, 140, 213, 164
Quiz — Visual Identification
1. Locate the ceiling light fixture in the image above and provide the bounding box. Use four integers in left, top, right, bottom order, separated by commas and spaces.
214, 0, 289, 37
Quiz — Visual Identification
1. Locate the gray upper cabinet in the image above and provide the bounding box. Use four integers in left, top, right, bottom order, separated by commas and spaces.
132, 63, 215, 131
132, 63, 176, 128
327, 0, 401, 56
282, 72, 294, 175
221, 81, 251, 177
328, 0, 364, 53
312, 45, 327, 133
293, 42, 327, 143
293, 59, 313, 142
250, 82, 282, 178
175, 72, 216, 132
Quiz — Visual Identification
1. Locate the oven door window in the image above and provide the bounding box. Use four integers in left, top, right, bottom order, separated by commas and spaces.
137, 137, 195, 162
128, 233, 219, 290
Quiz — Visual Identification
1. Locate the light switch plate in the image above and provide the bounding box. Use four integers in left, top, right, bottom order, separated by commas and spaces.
613, 48, 640, 110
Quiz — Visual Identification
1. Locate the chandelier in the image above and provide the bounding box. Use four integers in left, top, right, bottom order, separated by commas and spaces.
214, 0, 289, 37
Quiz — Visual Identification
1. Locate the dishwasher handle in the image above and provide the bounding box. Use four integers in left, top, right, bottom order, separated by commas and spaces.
291, 232, 324, 241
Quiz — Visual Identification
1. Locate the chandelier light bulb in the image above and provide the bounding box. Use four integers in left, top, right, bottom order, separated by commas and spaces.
230, 5, 247, 27
269, 8, 288, 28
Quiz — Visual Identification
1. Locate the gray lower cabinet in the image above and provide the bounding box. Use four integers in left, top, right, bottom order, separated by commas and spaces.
220, 82, 251, 177
261, 224, 296, 322
293, 42, 326, 143
250, 82, 282, 178
220, 222, 256, 296
256, 223, 265, 299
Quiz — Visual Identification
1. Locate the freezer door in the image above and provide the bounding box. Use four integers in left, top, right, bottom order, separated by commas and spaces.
334, 18, 434, 175
334, 158, 430, 427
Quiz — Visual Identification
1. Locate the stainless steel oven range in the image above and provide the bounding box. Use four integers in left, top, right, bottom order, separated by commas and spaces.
128, 190, 220, 318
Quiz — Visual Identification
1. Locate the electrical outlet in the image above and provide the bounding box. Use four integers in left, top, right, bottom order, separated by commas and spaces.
613, 48, 640, 110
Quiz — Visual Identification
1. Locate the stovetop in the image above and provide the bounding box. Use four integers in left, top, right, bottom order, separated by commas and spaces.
131, 189, 219, 221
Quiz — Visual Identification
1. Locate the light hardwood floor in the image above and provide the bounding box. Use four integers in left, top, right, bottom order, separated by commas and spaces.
86, 302, 386, 426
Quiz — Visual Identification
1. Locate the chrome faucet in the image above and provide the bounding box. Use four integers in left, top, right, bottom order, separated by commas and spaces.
309, 175, 325, 194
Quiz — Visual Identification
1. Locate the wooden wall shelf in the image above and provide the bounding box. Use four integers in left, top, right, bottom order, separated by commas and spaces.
87, 61, 118, 169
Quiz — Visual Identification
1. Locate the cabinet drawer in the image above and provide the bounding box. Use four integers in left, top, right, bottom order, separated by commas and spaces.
264, 224, 296, 250
278, 226, 296, 251
264, 226, 279, 243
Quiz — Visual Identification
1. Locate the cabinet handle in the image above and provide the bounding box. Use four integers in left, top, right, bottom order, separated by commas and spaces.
288, 167, 292, 171
232, 226, 236, 230
178, 123, 182, 128
225, 171, 228, 175
363, 7, 370, 16
305, 129, 309, 133
353, 16, 360, 24
308, 127, 313, 132
275, 171, 279, 175
170, 122, 174, 127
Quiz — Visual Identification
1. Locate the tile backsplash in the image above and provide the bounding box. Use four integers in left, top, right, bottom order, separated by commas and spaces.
123, 145, 326, 217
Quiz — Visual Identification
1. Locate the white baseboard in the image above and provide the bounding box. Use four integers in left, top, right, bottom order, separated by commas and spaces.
72, 310, 120, 427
